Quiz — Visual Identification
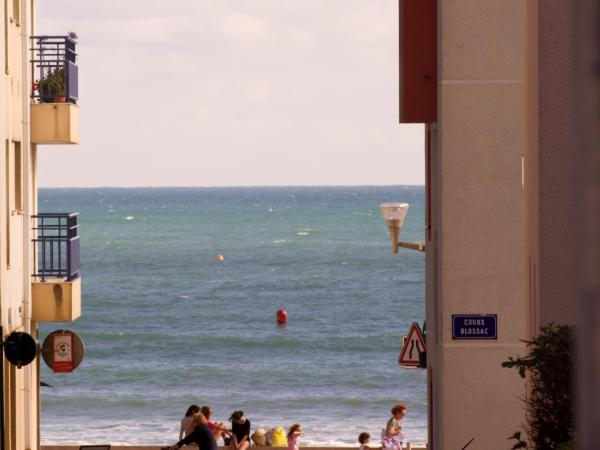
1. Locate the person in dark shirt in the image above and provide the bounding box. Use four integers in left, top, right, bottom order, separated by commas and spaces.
169, 412, 218, 450
229, 410, 251, 450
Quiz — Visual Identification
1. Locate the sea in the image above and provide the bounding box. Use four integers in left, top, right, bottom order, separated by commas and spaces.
38, 186, 426, 447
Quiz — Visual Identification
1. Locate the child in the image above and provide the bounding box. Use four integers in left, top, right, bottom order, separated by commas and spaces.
381, 404, 406, 450
358, 432, 381, 450
287, 424, 303, 450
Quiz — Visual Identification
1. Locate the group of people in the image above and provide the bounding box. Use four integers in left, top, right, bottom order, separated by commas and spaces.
164, 403, 407, 450
164, 406, 302, 450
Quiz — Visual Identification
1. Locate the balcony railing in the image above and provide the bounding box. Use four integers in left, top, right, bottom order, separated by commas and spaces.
30, 35, 78, 104
32, 213, 80, 282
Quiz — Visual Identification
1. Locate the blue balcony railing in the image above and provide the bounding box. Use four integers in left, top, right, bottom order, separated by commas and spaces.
32, 213, 80, 281
30, 35, 78, 104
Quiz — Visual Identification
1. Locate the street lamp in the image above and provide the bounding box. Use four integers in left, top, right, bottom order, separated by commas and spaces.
379, 203, 425, 253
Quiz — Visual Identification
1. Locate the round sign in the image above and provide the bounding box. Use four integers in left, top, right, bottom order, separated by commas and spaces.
41, 329, 85, 373
3, 331, 37, 368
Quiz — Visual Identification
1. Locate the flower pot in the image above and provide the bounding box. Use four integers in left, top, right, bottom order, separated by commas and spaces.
40, 94, 56, 103
54, 94, 66, 103
39, 87, 60, 103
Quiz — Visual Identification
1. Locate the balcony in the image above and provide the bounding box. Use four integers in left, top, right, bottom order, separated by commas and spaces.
30, 35, 79, 145
31, 213, 81, 322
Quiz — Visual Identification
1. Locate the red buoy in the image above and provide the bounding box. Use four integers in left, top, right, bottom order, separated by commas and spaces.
276, 309, 288, 325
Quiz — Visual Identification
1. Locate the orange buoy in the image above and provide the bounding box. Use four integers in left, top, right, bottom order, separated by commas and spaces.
276, 309, 288, 325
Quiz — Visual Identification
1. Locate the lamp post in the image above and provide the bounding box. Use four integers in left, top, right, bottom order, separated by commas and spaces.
379, 203, 425, 253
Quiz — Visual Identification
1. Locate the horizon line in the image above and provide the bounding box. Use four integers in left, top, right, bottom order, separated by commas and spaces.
38, 183, 426, 189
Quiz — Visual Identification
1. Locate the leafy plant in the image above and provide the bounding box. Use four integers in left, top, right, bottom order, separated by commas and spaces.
37, 67, 64, 101
502, 324, 574, 450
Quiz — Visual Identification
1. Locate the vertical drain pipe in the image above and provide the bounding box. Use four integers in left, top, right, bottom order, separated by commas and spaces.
20, 0, 34, 447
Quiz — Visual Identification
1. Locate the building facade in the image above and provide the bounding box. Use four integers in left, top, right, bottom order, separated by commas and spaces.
1, 1, 80, 449
429, 2, 528, 448
399, 1, 578, 449
574, 0, 600, 448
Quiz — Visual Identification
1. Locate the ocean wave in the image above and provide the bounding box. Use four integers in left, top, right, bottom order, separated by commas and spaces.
41, 416, 427, 447
38, 186, 427, 447
97, 422, 142, 431
69, 331, 401, 353
301, 438, 355, 447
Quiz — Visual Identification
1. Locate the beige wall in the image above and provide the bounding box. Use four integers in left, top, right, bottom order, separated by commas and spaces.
428, 1, 528, 448
1, 0, 40, 448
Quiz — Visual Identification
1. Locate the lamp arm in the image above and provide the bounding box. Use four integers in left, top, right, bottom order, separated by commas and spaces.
396, 240, 426, 252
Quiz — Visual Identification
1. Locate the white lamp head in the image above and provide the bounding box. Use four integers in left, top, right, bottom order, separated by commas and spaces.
379, 203, 409, 253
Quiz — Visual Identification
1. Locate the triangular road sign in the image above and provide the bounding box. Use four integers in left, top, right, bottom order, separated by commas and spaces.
399, 322, 426, 366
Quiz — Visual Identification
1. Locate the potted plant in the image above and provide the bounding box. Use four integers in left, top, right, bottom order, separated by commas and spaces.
36, 67, 65, 103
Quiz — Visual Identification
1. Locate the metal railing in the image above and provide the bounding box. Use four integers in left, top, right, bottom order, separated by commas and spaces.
30, 35, 78, 104
32, 213, 80, 281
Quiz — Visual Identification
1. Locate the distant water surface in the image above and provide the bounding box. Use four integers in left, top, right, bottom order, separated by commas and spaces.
38, 186, 426, 446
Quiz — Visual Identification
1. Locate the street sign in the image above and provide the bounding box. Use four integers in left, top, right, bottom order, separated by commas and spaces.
398, 335, 407, 364
53, 333, 73, 372
452, 314, 497, 340
399, 322, 426, 366
41, 329, 85, 373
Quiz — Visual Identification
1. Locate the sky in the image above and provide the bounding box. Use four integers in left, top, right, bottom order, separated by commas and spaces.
36, 0, 424, 187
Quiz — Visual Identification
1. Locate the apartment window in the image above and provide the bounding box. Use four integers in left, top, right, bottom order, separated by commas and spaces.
12, 0, 19, 25
13, 142, 21, 211
3, 0, 8, 74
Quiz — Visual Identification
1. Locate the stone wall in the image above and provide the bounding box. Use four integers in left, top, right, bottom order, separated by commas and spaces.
41, 446, 426, 450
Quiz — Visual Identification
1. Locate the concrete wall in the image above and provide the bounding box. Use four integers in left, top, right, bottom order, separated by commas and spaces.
41, 447, 427, 450
428, 1, 528, 449
0, 0, 39, 448
525, 0, 577, 328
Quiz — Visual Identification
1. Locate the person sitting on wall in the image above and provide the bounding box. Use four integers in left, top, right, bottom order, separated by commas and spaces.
201, 405, 230, 443
179, 404, 201, 440
229, 410, 251, 450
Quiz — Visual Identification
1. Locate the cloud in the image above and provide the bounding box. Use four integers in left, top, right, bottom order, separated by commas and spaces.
35, 0, 424, 187
243, 79, 273, 103
284, 28, 316, 47
219, 13, 272, 42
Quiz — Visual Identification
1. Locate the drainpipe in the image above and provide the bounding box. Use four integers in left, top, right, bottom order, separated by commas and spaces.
20, 0, 34, 448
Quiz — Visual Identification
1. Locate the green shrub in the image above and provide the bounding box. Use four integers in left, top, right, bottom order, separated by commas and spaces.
37, 67, 65, 101
502, 324, 574, 450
